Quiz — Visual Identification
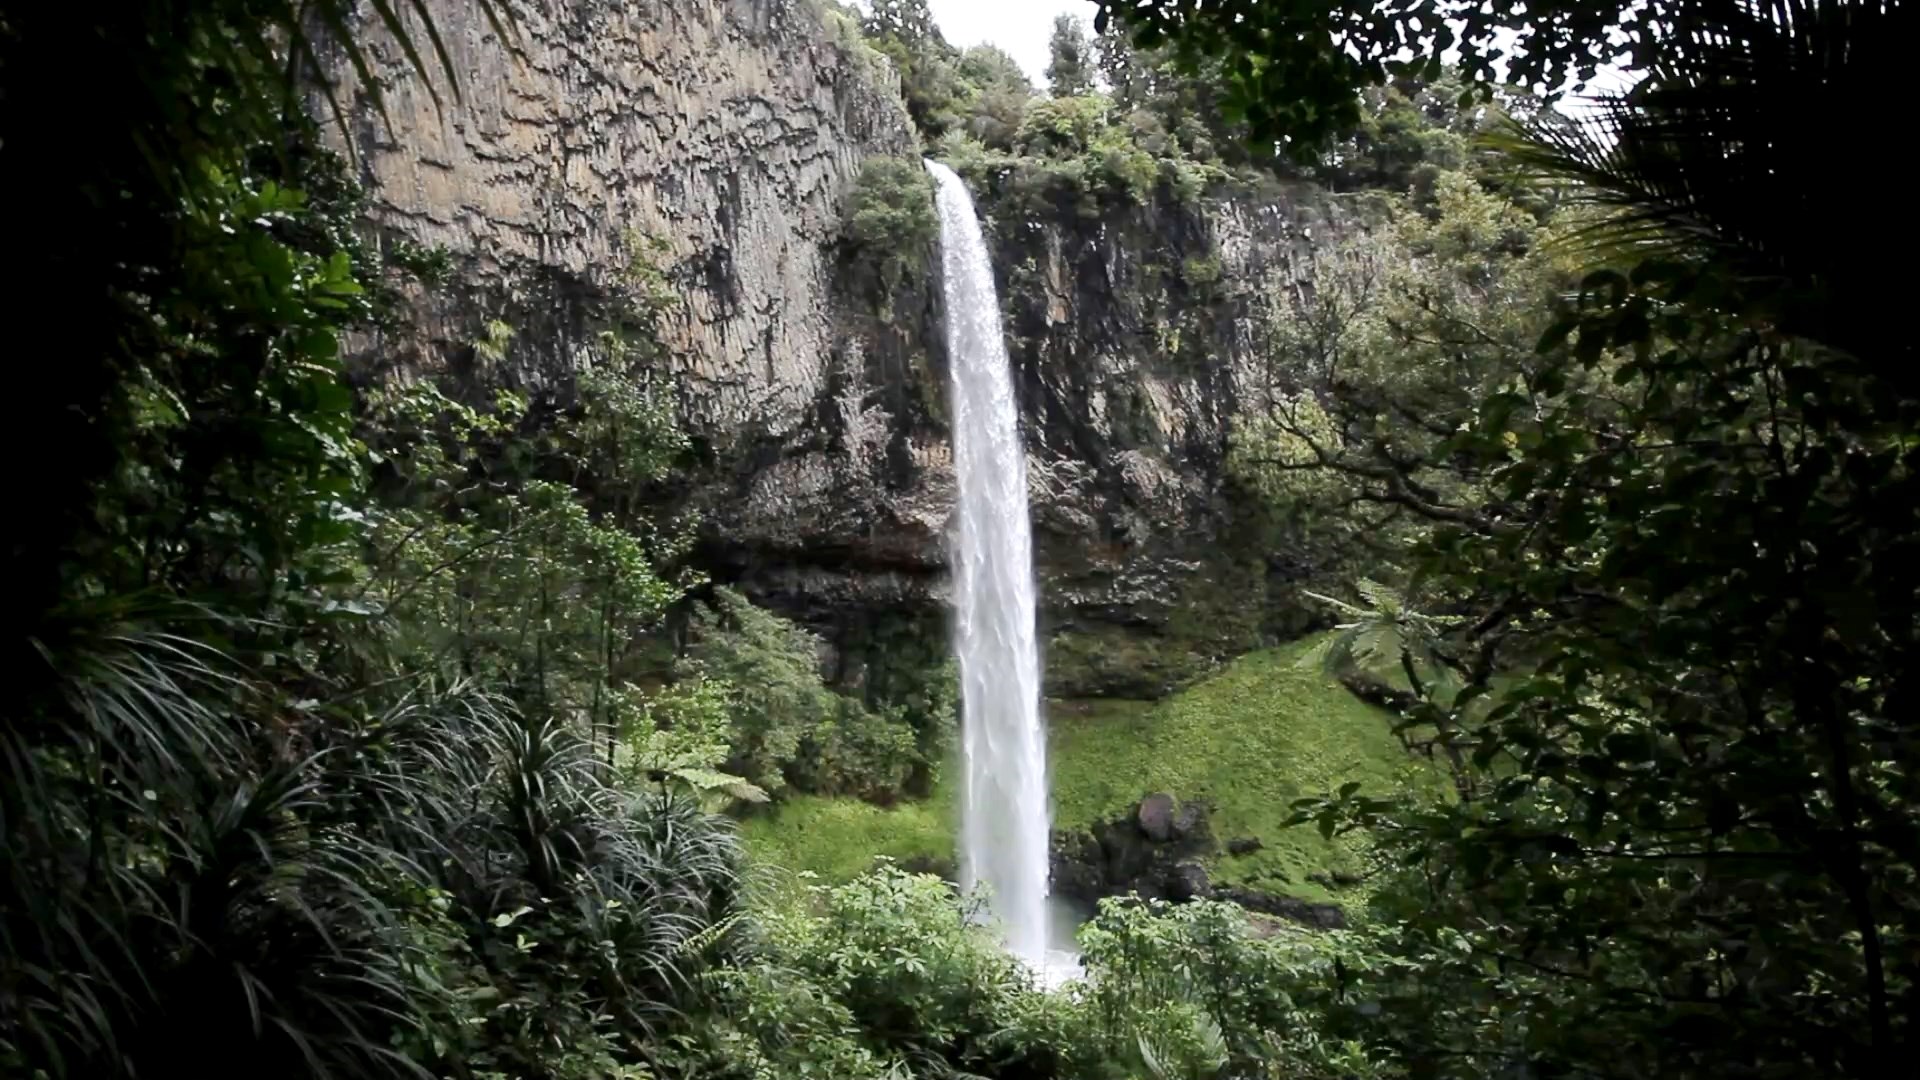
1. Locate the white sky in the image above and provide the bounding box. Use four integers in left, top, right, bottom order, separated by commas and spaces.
924, 0, 1100, 84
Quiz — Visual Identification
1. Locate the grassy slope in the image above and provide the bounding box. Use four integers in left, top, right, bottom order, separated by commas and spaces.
743, 638, 1443, 904
739, 775, 956, 884
1051, 639, 1445, 903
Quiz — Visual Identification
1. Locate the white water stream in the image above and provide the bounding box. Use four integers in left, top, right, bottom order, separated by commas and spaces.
925, 160, 1075, 984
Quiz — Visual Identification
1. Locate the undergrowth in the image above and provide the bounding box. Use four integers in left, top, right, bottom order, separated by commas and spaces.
741, 786, 955, 885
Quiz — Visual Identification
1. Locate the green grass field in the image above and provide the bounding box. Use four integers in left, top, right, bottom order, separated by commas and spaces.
741, 637, 1445, 905
738, 782, 954, 885
1049, 639, 1446, 902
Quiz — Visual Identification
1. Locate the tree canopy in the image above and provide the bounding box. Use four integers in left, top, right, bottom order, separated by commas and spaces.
1211, 0, 1920, 1073
1046, 14, 1097, 98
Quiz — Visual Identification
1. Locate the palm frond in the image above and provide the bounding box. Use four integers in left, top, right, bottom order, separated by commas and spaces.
1491, 0, 1910, 361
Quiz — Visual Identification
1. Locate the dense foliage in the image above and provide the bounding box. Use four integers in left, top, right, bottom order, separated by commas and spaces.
1208, 1, 1920, 1075
1093, 0, 1660, 154
8, 0, 1913, 1077
0, 3, 1391, 1078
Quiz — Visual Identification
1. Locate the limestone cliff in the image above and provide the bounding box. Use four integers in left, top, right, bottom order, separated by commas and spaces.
336, 0, 1340, 697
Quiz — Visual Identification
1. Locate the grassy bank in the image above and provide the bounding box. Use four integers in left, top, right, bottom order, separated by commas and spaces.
742, 637, 1443, 904
1050, 639, 1445, 903
739, 786, 954, 884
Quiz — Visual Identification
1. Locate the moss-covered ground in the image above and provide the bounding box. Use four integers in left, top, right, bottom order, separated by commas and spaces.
741, 638, 1445, 906
739, 775, 955, 885
1050, 639, 1446, 903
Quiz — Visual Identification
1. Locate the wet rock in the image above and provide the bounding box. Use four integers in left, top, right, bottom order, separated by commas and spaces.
1168, 860, 1211, 901
1049, 830, 1107, 901
1171, 800, 1211, 845
1212, 885, 1347, 930
1051, 797, 1346, 931
1051, 795, 1215, 906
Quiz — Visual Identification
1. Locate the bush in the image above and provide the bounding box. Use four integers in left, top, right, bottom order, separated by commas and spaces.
1078, 897, 1391, 1078
1016, 94, 1113, 155
845, 157, 936, 253
685, 587, 923, 800
790, 699, 922, 800
954, 44, 1033, 146
697, 865, 1395, 1080
842, 156, 937, 315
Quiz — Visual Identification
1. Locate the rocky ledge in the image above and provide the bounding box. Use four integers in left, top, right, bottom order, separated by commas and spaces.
1051, 792, 1346, 930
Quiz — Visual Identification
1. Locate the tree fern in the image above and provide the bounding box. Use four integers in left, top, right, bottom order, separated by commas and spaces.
1300, 579, 1462, 690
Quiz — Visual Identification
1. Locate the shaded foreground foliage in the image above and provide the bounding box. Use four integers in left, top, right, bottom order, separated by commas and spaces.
1170, 0, 1920, 1075
9, 0, 1916, 1077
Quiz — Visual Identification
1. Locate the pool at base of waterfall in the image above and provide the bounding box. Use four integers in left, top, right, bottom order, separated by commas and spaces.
1020, 894, 1091, 989
1026, 947, 1085, 990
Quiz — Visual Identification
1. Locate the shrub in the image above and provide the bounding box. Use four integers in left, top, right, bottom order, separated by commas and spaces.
685, 587, 923, 800
789, 699, 922, 800
1016, 94, 1113, 156
768, 865, 1029, 1058
845, 157, 937, 254
1078, 897, 1391, 1079
842, 156, 937, 315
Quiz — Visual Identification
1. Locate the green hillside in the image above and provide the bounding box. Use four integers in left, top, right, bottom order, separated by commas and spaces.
744, 637, 1444, 904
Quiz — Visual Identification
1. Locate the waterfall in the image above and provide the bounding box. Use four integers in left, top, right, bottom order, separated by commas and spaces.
925, 160, 1059, 971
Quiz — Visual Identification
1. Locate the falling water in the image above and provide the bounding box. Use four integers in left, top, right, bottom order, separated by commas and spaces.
925, 160, 1063, 975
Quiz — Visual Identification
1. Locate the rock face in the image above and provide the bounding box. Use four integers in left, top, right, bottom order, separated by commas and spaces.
335, 0, 914, 414
1054, 795, 1216, 905
335, 0, 1344, 695
1054, 795, 1342, 926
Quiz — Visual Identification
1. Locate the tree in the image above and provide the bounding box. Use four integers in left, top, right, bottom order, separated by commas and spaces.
860, 0, 940, 43
1047, 14, 1096, 98
1231, 167, 1579, 575
1244, 2, 1920, 1075
861, 0, 969, 137
1088, 19, 1270, 168
957, 44, 1035, 149
1090, 0, 1865, 156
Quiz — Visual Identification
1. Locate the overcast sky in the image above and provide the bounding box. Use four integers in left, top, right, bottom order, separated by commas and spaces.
924, 0, 1099, 84
888, 2, 1636, 107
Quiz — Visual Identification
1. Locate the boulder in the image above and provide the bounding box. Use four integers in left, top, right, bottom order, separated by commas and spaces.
1171, 800, 1212, 845
1212, 885, 1347, 930
1168, 860, 1211, 901
1137, 792, 1177, 842
1049, 829, 1108, 902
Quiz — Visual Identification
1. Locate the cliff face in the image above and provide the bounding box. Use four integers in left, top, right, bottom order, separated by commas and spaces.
979, 175, 1341, 693
340, 0, 1339, 696
338, 0, 915, 428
